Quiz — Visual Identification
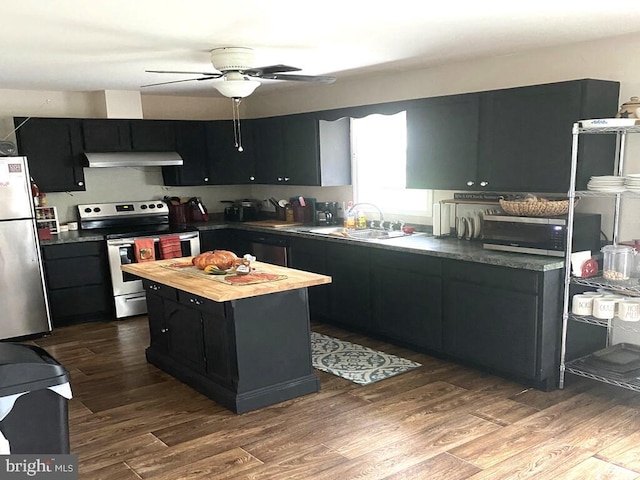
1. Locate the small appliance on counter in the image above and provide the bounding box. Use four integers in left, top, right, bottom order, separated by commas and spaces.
222, 199, 261, 222
482, 213, 602, 257
315, 201, 339, 225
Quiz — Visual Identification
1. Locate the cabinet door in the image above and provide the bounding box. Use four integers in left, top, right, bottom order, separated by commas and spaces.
478, 82, 583, 192
165, 298, 207, 374
253, 117, 284, 184
146, 291, 169, 353
205, 120, 257, 185
371, 250, 442, 351
406, 94, 480, 190
325, 242, 371, 330
202, 308, 234, 386
199, 229, 236, 252
289, 237, 330, 321
443, 261, 540, 379
14, 117, 86, 192
82, 119, 132, 152
282, 114, 320, 186
163, 121, 210, 185
130, 119, 176, 151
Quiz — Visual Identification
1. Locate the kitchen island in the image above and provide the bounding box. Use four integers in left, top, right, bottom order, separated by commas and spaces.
122, 259, 331, 413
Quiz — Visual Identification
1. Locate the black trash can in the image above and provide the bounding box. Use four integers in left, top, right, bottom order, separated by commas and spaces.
0, 343, 71, 454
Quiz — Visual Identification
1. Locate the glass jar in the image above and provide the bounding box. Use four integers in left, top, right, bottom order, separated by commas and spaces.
601, 245, 635, 281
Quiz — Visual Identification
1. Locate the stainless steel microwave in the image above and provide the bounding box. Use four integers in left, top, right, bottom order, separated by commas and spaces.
482, 213, 601, 257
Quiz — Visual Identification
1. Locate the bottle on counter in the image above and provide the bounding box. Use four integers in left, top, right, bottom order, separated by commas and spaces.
356, 211, 367, 229
344, 201, 356, 229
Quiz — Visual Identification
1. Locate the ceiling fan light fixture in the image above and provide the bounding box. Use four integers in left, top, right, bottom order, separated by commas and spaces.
213, 79, 260, 98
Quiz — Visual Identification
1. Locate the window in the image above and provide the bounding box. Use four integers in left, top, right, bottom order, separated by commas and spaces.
351, 112, 432, 222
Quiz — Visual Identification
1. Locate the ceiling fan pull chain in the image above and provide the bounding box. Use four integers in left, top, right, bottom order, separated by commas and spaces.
232, 98, 244, 152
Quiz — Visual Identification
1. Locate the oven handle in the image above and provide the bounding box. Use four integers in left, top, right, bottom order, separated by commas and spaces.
107, 231, 200, 247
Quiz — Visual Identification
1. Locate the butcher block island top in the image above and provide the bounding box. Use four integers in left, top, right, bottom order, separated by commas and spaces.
121, 258, 332, 302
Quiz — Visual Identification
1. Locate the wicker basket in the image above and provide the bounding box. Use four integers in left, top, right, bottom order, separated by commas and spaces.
499, 198, 576, 217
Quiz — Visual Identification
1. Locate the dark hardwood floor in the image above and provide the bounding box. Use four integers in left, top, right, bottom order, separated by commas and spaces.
28, 317, 640, 479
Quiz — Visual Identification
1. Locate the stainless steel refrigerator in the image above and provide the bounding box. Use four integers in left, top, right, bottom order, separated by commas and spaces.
0, 156, 51, 339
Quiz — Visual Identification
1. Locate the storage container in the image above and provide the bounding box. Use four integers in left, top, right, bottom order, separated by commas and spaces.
601, 245, 635, 281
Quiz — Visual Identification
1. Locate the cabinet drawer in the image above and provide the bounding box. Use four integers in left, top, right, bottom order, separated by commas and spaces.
445, 260, 539, 294
42, 242, 103, 260
143, 280, 177, 301
45, 255, 105, 288
48, 285, 111, 319
178, 290, 226, 317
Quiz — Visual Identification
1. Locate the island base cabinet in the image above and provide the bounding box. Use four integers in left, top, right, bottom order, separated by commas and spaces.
143, 281, 319, 414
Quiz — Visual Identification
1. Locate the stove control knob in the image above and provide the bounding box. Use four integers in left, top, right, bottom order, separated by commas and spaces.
140, 204, 148, 209
93, 207, 101, 213
84, 208, 92, 213
148, 204, 155, 209
156, 203, 164, 209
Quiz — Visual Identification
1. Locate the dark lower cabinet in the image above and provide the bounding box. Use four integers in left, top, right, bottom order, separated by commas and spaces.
442, 259, 562, 389
145, 282, 176, 354
199, 229, 237, 252
289, 237, 330, 321
325, 242, 372, 331
41, 241, 113, 326
371, 250, 443, 352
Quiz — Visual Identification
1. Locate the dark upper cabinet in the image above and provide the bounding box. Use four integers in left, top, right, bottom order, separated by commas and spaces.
406, 79, 619, 193
14, 117, 86, 192
129, 119, 176, 151
477, 79, 619, 193
252, 114, 351, 186
83, 118, 176, 153
81, 119, 132, 152
282, 114, 320, 185
206, 120, 257, 185
163, 120, 210, 186
406, 94, 480, 190
253, 116, 285, 184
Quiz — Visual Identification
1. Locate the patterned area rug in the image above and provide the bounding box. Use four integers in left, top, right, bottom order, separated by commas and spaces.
310, 332, 421, 385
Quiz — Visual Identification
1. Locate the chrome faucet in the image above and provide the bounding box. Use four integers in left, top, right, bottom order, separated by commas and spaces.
347, 203, 384, 226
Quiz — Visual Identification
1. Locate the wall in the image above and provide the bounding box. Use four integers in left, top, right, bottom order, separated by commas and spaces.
2, 32, 640, 233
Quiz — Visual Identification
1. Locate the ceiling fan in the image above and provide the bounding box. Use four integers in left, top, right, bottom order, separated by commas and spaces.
142, 47, 336, 98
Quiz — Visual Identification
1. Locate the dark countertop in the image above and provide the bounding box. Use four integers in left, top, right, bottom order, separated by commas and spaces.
41, 220, 565, 272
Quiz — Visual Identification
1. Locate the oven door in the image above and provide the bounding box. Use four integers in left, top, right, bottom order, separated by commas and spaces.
106, 231, 200, 317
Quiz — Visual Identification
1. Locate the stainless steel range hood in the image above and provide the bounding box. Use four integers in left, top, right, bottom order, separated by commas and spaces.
84, 151, 183, 168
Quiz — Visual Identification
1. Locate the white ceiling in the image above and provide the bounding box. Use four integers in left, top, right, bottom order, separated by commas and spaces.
3, 1, 640, 97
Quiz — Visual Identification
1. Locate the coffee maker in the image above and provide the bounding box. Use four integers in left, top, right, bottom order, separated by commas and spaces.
315, 201, 339, 225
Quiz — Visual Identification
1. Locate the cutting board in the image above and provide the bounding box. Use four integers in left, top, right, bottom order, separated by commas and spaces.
243, 220, 304, 228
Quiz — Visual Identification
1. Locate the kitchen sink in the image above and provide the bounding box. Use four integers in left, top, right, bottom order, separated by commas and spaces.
302, 227, 410, 241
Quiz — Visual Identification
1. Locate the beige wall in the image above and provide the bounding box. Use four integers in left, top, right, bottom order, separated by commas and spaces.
2, 32, 640, 237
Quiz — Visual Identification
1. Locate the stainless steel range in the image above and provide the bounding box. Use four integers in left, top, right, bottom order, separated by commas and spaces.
78, 200, 200, 318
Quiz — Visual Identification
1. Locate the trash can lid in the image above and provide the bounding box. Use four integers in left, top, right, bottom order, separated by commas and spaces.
0, 343, 69, 397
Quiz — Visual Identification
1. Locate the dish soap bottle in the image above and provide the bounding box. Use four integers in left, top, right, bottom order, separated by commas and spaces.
356, 211, 367, 229
344, 201, 356, 229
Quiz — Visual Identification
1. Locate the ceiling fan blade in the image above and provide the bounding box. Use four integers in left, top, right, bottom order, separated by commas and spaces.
259, 73, 336, 84
145, 69, 222, 76
244, 64, 302, 76
141, 77, 217, 88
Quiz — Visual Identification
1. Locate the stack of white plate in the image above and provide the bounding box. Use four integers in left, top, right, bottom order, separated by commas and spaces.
587, 175, 626, 192
625, 174, 640, 192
